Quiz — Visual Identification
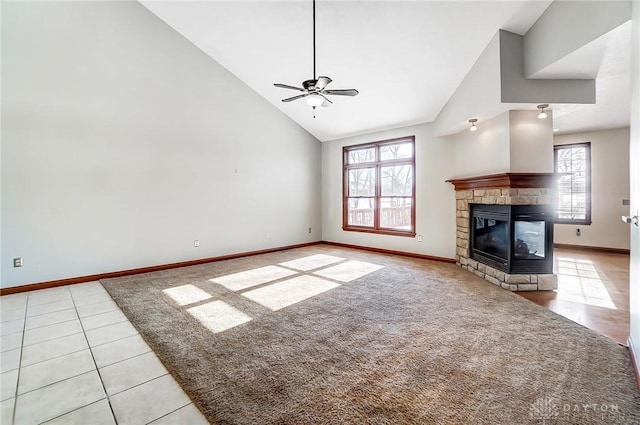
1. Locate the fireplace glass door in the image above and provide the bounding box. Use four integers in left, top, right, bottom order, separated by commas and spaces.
474, 217, 508, 261
513, 220, 546, 259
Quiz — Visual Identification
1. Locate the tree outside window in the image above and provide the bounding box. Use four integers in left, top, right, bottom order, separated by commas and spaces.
343, 137, 415, 236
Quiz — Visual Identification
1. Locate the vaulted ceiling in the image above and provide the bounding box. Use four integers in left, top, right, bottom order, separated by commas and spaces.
140, 1, 630, 142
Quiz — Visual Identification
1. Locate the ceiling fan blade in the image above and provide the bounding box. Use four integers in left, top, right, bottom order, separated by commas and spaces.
316, 76, 332, 90
319, 93, 333, 107
281, 94, 307, 103
274, 83, 305, 92
324, 89, 359, 96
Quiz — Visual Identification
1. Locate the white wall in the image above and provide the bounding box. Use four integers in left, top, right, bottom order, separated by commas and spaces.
321, 123, 456, 259
628, 0, 639, 367
553, 128, 630, 250
1, 1, 321, 288
509, 110, 554, 173
453, 112, 510, 177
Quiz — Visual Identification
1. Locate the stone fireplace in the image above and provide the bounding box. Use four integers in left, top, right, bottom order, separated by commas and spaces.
447, 173, 558, 291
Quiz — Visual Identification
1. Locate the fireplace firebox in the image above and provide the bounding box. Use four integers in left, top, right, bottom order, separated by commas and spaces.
470, 204, 553, 274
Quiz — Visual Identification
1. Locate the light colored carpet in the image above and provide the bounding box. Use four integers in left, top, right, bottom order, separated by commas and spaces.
101, 245, 640, 424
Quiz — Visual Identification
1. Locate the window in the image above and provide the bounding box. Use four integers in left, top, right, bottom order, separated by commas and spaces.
343, 136, 415, 236
554, 142, 591, 224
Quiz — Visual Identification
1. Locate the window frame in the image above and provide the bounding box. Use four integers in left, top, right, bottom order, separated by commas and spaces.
342, 136, 416, 237
553, 142, 592, 225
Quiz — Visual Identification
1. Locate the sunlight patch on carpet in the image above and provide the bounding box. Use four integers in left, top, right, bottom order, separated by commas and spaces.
242, 275, 340, 311
278, 254, 345, 271
162, 284, 213, 306
210, 265, 297, 291
313, 260, 384, 283
187, 300, 252, 333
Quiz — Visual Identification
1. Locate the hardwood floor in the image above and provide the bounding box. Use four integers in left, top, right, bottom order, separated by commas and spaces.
517, 248, 630, 345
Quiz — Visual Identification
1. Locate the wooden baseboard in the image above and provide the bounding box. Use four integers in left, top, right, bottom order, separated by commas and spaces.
1, 241, 456, 296
0, 241, 322, 296
553, 243, 630, 255
321, 241, 456, 264
629, 336, 640, 392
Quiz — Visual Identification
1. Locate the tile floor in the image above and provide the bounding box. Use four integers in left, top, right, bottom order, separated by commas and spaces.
0, 281, 208, 425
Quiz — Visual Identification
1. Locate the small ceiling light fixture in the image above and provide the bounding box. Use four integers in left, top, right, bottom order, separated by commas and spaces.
469, 118, 478, 132
553, 128, 560, 132
537, 104, 549, 119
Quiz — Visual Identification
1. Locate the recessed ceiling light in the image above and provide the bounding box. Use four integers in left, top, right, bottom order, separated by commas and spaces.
553, 128, 560, 132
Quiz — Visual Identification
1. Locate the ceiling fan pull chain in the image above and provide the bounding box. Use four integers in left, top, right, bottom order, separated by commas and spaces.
312, 0, 316, 80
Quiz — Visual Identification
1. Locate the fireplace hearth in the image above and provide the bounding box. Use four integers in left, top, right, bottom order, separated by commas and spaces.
470, 204, 553, 274
447, 173, 558, 291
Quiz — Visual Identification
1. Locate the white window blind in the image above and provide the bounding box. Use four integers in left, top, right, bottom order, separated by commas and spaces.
554, 142, 591, 224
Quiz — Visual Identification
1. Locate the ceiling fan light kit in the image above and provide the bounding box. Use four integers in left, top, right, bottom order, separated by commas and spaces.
274, 0, 358, 118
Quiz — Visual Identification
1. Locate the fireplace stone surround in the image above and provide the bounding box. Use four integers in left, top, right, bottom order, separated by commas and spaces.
447, 173, 558, 291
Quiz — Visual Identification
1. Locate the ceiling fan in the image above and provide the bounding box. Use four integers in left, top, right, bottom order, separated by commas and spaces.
274, 0, 359, 117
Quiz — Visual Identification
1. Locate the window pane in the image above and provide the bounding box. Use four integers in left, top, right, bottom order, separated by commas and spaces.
380, 142, 413, 161
347, 198, 374, 227
347, 148, 375, 164
381, 165, 412, 196
554, 144, 589, 222
348, 168, 375, 196
380, 197, 412, 230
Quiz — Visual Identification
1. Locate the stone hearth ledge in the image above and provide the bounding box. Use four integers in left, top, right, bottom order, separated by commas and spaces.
447, 174, 558, 292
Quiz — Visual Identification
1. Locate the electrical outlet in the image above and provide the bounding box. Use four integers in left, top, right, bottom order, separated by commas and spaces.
194, 240, 200, 247
13, 257, 23, 267
576, 228, 581, 237
308, 227, 312, 234
417, 235, 423, 242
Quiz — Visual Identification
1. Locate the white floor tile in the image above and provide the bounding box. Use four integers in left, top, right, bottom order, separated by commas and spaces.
18, 349, 96, 394
242, 275, 340, 311
100, 352, 168, 396
1, 369, 18, 401
14, 371, 106, 425
150, 403, 209, 425
43, 399, 115, 425
26, 299, 75, 317
80, 309, 128, 331
0, 318, 24, 336
4, 283, 202, 425
0, 348, 21, 373
22, 320, 83, 346
91, 334, 151, 368
109, 375, 191, 425
1, 306, 26, 323
76, 300, 119, 318
1, 398, 14, 425
69, 282, 106, 297
21, 333, 89, 367
73, 292, 114, 307
1, 333, 23, 353
24, 308, 78, 331
27, 289, 71, 307
85, 321, 138, 347
0, 293, 28, 312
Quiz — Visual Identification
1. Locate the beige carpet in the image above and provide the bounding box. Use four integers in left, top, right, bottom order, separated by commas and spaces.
101, 245, 640, 424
